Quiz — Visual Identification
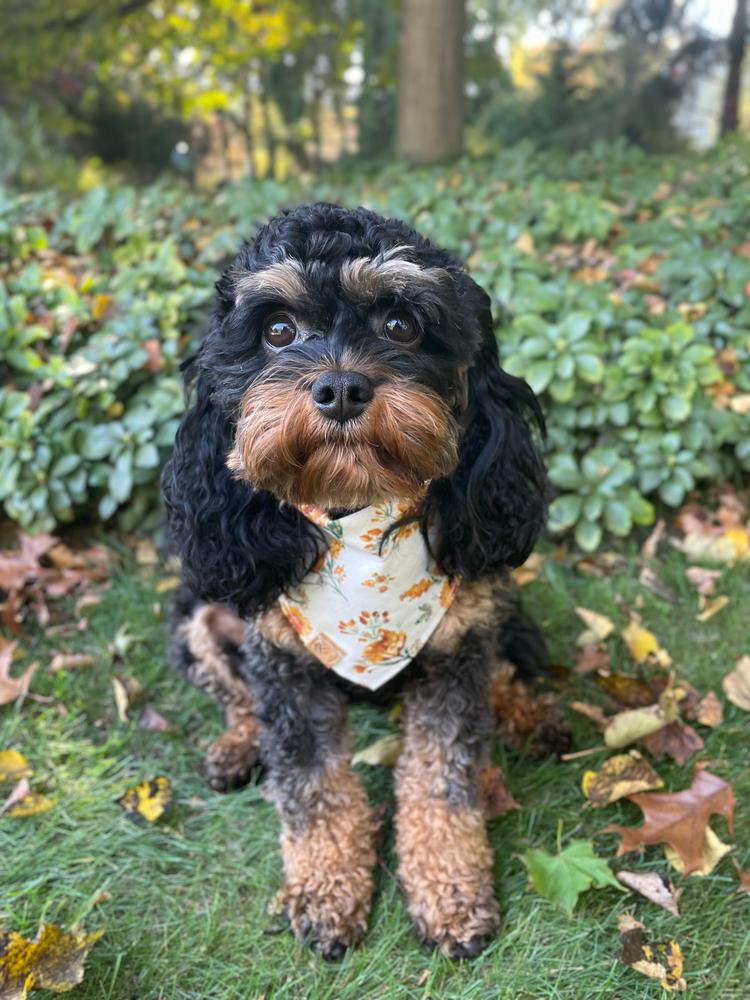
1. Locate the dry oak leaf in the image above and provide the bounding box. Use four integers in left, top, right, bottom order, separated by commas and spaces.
685, 566, 722, 596
582, 752, 663, 807
574, 643, 610, 675
665, 826, 732, 877
0, 643, 36, 707
641, 721, 704, 766
511, 551, 545, 587
0, 750, 32, 783
616, 870, 682, 916
691, 691, 723, 729
618, 914, 686, 992
0, 923, 104, 998
575, 607, 615, 647
117, 776, 171, 823
49, 653, 95, 673
112, 674, 146, 724
602, 767, 736, 875
138, 706, 178, 733
478, 763, 520, 819
622, 621, 672, 668
722, 655, 750, 711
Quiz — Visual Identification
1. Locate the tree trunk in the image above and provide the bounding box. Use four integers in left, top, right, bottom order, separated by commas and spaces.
395, 0, 465, 163
720, 0, 748, 136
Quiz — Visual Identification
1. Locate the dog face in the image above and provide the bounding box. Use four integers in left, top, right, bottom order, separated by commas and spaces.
207, 210, 486, 510
164, 203, 547, 612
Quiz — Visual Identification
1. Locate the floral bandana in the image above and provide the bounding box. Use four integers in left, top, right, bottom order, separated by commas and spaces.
278, 501, 459, 690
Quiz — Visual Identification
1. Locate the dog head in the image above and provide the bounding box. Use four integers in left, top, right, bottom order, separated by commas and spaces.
163, 204, 547, 611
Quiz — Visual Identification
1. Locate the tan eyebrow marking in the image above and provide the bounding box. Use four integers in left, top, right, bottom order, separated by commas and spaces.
234, 259, 309, 305
339, 247, 450, 301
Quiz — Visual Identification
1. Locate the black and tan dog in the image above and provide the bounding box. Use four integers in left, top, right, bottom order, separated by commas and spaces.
162, 203, 569, 960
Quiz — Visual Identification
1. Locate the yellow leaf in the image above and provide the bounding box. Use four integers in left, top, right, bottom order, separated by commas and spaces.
0, 923, 104, 997
351, 734, 403, 767
8, 786, 55, 818
622, 621, 672, 667
665, 826, 732, 877
155, 576, 181, 594
728, 393, 750, 416
582, 751, 663, 806
0, 750, 32, 783
604, 704, 671, 749
117, 776, 172, 823
514, 231, 535, 254
695, 594, 730, 622
618, 914, 686, 992
575, 607, 615, 647
91, 293, 112, 320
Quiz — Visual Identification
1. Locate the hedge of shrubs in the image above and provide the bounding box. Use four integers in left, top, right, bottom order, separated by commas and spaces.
1, 140, 748, 547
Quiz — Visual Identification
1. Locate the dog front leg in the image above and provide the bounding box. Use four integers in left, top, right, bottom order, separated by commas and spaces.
395, 643, 499, 958
247, 646, 377, 960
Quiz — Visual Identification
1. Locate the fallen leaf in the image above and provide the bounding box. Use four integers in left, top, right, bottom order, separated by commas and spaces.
351, 734, 403, 767
0, 923, 104, 997
596, 672, 666, 708
604, 703, 673, 749
0, 749, 32, 782
618, 914, 686, 992
478, 764, 520, 818
0, 642, 36, 706
138, 707, 178, 733
733, 859, 750, 894
622, 621, 672, 667
135, 539, 158, 567
49, 653, 95, 672
691, 691, 723, 728
5, 784, 54, 818
112, 674, 146, 723
722, 655, 750, 711
519, 839, 624, 915
142, 338, 162, 373
602, 767, 736, 875
575, 607, 615, 647
685, 566, 722, 596
582, 752, 663, 807
641, 518, 666, 559
728, 393, 750, 416
665, 826, 732, 877
641, 721, 704, 765
514, 231, 535, 254
117, 776, 171, 823
695, 594, 729, 622
574, 643, 610, 675
677, 530, 747, 564
616, 870, 682, 916
511, 551, 545, 587
155, 576, 181, 594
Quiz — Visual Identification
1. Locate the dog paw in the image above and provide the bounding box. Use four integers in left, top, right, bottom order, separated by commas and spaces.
280, 874, 371, 960
410, 888, 500, 960
204, 729, 259, 792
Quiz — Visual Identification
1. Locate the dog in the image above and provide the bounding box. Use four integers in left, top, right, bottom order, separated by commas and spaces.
161, 203, 570, 960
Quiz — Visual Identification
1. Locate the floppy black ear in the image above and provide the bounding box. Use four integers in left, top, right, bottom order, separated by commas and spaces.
161, 366, 322, 615
427, 289, 548, 578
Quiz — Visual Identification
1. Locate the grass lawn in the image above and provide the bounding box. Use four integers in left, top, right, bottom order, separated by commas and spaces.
2, 538, 749, 999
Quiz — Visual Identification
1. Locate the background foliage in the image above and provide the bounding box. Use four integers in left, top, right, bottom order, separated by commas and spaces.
2, 138, 749, 544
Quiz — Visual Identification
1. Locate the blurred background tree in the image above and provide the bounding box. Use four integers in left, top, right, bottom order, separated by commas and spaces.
0, 0, 746, 187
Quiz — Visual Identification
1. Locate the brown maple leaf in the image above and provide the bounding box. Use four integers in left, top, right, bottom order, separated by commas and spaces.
602, 767, 735, 874
641, 720, 704, 765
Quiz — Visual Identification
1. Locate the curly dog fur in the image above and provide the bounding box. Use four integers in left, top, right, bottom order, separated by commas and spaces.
162, 203, 570, 959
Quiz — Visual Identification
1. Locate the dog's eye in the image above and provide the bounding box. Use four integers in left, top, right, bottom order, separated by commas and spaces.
263, 313, 298, 349
383, 313, 419, 344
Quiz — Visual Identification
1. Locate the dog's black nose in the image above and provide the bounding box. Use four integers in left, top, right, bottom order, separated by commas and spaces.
311, 371, 374, 422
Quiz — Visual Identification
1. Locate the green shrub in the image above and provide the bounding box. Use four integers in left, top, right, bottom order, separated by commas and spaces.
1, 140, 749, 546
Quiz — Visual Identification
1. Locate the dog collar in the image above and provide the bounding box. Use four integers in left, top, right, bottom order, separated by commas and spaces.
278, 501, 459, 690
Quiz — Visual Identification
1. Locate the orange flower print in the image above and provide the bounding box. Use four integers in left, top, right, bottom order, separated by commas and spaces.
360, 527, 383, 551
363, 628, 407, 663
439, 578, 458, 609
281, 603, 313, 638
328, 538, 343, 560
393, 520, 419, 542
362, 571, 395, 593
399, 577, 432, 601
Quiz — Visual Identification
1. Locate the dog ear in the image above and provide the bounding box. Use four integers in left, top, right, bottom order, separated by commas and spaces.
427, 285, 548, 577
161, 363, 322, 615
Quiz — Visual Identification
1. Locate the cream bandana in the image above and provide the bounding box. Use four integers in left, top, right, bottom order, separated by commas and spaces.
278, 501, 459, 690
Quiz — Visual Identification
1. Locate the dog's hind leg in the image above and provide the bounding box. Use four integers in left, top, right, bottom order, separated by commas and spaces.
168, 585, 260, 790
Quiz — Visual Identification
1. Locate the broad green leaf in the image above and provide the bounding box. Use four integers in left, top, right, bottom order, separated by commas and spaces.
575, 519, 602, 552
519, 840, 624, 915
548, 494, 582, 532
